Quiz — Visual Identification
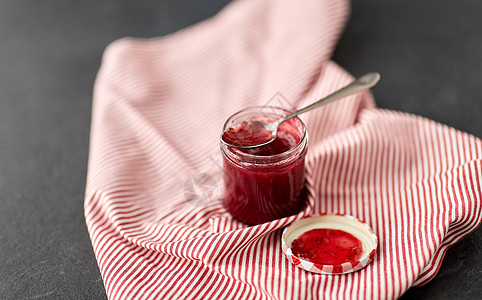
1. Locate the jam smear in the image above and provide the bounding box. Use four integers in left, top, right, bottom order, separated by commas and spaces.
291, 228, 363, 265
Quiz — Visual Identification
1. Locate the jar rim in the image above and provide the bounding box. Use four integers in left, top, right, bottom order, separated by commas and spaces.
220, 106, 308, 166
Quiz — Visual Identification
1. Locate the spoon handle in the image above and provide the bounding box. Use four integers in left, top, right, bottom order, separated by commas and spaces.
275, 72, 380, 126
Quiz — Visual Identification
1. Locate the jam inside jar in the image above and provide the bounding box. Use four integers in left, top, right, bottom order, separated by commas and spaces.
220, 106, 308, 225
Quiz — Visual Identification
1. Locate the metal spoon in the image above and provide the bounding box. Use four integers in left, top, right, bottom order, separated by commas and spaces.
221, 72, 381, 149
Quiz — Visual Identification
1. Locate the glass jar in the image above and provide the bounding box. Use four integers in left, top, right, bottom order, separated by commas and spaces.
220, 106, 308, 225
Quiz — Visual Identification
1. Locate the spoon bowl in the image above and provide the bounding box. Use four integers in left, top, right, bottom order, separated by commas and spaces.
221, 120, 276, 148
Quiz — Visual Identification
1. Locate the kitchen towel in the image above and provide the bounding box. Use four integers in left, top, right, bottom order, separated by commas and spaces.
84, 0, 482, 299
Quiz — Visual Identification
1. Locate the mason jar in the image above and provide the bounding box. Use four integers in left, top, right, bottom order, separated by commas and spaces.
220, 106, 308, 225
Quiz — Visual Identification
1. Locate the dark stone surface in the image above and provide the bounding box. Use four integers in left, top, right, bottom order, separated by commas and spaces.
0, 0, 480, 299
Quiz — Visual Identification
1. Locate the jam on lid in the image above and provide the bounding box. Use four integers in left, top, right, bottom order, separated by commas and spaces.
282, 214, 378, 275
290, 228, 363, 265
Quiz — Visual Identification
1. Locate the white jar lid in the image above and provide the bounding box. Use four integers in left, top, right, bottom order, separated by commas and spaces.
281, 213, 378, 275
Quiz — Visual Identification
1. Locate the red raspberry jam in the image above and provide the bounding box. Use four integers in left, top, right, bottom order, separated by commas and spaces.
291, 228, 364, 265
220, 107, 308, 225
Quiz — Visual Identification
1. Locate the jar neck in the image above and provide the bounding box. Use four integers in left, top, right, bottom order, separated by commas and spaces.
220, 106, 308, 168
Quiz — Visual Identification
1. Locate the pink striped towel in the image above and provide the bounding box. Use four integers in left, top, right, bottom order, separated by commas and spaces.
84, 0, 482, 298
